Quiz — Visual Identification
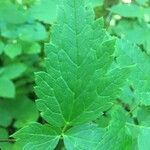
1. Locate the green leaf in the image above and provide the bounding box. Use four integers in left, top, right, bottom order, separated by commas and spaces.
18, 23, 47, 42
0, 2, 28, 24
95, 108, 132, 150
0, 24, 19, 39
24, 42, 41, 54
91, 0, 104, 6
0, 78, 15, 98
110, 3, 147, 18
13, 123, 60, 150
35, 0, 129, 128
137, 106, 150, 126
0, 96, 39, 128
21, 41, 41, 54
135, 0, 149, 5
13, 97, 39, 128
0, 108, 12, 127
111, 20, 150, 54
116, 39, 150, 105
0, 63, 27, 79
64, 123, 105, 150
28, 0, 58, 24
138, 127, 150, 150
97, 67, 130, 104
4, 43, 22, 59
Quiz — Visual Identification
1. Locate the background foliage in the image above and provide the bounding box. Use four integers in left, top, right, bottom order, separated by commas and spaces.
0, 0, 150, 149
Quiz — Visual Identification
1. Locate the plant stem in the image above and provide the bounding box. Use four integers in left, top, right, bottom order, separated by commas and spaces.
127, 103, 141, 116
62, 124, 68, 133
0, 138, 16, 143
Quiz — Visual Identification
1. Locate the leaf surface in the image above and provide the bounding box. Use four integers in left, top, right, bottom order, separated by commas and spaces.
28, 0, 58, 24
64, 123, 105, 150
116, 39, 150, 105
13, 123, 60, 150
110, 3, 149, 18
138, 127, 150, 150
95, 109, 132, 150
0, 97, 39, 128
4, 43, 22, 59
0, 78, 15, 98
35, 0, 129, 128
0, 63, 26, 80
